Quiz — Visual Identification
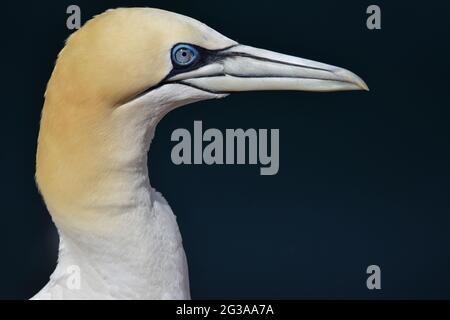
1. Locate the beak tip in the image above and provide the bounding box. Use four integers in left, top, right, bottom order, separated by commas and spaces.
360, 81, 370, 91
334, 68, 369, 92
357, 76, 369, 91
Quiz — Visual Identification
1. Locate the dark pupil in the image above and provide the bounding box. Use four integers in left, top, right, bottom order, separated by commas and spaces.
176, 48, 193, 64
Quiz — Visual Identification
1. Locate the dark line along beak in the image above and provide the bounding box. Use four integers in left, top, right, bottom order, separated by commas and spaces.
167, 44, 369, 94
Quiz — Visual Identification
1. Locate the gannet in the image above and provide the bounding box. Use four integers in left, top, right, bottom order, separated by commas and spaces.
32, 7, 368, 300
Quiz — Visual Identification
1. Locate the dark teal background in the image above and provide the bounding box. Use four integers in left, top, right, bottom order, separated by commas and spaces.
1, 1, 449, 299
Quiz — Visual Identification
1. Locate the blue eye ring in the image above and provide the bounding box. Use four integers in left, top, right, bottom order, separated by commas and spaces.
171, 44, 199, 67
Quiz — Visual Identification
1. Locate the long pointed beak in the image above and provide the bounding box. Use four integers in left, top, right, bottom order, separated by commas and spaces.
168, 44, 368, 93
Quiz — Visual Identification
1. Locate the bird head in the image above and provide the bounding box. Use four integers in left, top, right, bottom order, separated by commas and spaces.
45, 7, 368, 113
37, 8, 367, 230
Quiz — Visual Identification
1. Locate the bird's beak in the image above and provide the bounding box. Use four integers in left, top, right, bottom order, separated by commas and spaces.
168, 44, 368, 93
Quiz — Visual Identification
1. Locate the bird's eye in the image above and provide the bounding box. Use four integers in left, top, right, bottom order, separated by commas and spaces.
171, 44, 199, 67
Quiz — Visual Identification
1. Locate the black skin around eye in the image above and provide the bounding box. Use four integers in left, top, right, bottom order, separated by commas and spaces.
126, 44, 237, 103
168, 43, 225, 77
